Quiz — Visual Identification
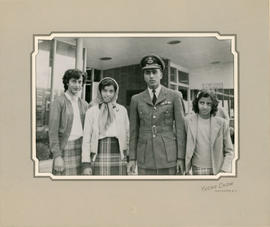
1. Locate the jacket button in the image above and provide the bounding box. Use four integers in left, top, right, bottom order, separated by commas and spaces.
153, 115, 156, 119
153, 135, 156, 138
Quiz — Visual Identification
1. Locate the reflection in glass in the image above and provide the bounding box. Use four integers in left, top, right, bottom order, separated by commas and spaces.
36, 40, 52, 161
170, 67, 177, 82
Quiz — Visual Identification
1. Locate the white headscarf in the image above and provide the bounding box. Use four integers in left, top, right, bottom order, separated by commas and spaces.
90, 77, 119, 137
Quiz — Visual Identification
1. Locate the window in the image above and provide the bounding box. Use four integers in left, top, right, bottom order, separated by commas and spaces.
169, 64, 190, 113
169, 84, 177, 90
52, 40, 76, 99
170, 67, 177, 83
178, 70, 189, 85
36, 40, 52, 161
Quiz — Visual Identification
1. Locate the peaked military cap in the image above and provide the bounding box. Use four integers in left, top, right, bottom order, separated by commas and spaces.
140, 54, 165, 71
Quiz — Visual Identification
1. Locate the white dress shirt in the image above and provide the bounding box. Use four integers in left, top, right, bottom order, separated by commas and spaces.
147, 85, 162, 99
65, 92, 83, 141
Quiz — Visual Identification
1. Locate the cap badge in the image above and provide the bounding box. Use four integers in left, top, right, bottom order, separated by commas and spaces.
146, 57, 154, 64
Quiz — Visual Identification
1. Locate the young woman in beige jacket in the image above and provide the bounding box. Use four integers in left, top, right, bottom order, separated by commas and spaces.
81, 77, 129, 175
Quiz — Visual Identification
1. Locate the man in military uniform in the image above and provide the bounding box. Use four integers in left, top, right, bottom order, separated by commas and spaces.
127, 54, 186, 175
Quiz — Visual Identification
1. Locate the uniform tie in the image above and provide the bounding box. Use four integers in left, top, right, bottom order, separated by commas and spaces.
152, 89, 157, 105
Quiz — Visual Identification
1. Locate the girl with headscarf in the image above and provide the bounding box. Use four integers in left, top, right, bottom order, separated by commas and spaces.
81, 77, 129, 175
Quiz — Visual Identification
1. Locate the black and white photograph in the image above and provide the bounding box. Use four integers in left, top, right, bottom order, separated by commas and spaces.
1, 1, 270, 227
32, 33, 238, 179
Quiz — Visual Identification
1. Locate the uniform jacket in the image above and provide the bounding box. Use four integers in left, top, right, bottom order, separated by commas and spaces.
184, 114, 234, 174
49, 93, 88, 158
129, 86, 186, 169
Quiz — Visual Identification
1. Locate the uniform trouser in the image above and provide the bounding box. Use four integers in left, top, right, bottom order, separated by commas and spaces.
138, 167, 176, 175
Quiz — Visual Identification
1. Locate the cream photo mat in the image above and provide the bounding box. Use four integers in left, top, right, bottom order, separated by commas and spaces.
1, 0, 269, 227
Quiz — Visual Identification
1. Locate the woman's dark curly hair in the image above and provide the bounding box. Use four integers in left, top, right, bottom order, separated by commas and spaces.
62, 69, 86, 91
192, 89, 219, 116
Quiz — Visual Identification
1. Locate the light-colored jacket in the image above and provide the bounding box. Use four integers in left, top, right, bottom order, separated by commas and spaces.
184, 114, 234, 174
81, 103, 129, 162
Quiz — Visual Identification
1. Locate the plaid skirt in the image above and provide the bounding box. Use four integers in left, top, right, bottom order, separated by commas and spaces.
92, 137, 127, 176
138, 167, 176, 175
53, 138, 82, 176
192, 165, 214, 175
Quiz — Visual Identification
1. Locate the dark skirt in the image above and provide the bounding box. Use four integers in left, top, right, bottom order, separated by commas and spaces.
92, 137, 127, 176
53, 138, 82, 176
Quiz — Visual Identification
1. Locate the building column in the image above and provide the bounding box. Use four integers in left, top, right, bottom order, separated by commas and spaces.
50, 39, 57, 103
187, 88, 191, 113
75, 38, 85, 99
75, 38, 83, 70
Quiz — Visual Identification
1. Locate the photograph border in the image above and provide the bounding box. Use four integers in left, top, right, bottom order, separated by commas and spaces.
31, 32, 239, 180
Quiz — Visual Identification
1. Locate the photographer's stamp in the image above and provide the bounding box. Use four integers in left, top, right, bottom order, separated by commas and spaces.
201, 181, 237, 192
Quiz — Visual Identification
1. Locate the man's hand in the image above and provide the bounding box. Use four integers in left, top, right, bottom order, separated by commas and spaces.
176, 159, 185, 175
127, 160, 136, 175
53, 156, 64, 172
